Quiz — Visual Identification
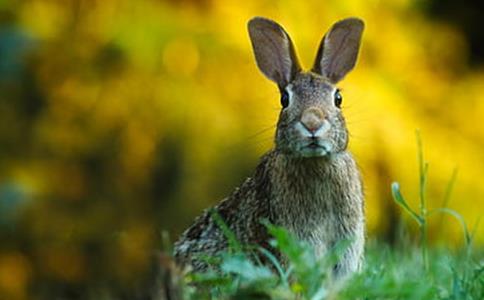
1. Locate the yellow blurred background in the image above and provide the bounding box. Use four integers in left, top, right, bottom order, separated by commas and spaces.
0, 0, 482, 298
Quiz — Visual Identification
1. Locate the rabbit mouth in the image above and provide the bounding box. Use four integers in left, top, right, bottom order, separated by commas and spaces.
299, 141, 330, 157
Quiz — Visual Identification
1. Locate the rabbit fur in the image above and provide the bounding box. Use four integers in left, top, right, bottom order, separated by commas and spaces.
174, 16, 365, 279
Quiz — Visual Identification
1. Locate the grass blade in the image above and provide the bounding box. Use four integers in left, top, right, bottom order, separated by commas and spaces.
416, 130, 428, 217
441, 168, 458, 208
391, 182, 423, 226
256, 246, 290, 287
210, 209, 242, 252
428, 208, 471, 247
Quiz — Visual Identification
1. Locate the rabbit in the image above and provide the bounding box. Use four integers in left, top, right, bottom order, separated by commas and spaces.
174, 16, 365, 279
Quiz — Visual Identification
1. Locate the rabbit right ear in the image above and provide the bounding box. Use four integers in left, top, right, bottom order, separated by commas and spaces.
248, 17, 301, 88
312, 18, 364, 83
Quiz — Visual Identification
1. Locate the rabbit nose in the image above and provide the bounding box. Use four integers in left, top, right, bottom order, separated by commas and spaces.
301, 107, 325, 133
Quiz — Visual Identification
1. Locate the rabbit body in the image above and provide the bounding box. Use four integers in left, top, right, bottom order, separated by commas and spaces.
174, 149, 364, 276
174, 17, 366, 278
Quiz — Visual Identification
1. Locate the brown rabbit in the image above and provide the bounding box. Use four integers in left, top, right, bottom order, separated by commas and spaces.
174, 16, 365, 278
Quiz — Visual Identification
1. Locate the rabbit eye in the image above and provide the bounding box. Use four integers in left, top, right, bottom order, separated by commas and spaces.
334, 89, 343, 108
280, 90, 289, 108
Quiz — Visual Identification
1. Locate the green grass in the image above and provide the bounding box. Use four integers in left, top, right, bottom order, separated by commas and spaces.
179, 228, 483, 300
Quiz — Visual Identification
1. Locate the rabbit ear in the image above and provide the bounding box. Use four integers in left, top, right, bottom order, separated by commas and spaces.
312, 18, 364, 83
248, 17, 301, 88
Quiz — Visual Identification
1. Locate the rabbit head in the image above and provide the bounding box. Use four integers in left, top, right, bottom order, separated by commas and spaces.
248, 17, 364, 158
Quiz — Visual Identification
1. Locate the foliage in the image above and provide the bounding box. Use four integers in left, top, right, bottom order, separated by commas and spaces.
391, 131, 473, 271
180, 224, 483, 300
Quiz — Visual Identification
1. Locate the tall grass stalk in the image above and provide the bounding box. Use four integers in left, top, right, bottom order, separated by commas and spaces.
416, 130, 429, 270
391, 131, 430, 271
391, 130, 475, 273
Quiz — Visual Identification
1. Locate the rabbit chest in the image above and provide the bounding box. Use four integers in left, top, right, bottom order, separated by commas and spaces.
269, 152, 364, 257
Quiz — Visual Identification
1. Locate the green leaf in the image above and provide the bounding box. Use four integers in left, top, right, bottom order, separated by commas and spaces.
256, 246, 290, 287
220, 253, 274, 282
391, 182, 423, 226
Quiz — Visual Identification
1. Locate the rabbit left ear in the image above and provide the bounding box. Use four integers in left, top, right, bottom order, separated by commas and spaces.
248, 17, 301, 88
312, 18, 364, 83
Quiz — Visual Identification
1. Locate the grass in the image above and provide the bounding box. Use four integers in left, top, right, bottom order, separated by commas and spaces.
167, 133, 483, 299
178, 229, 483, 300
